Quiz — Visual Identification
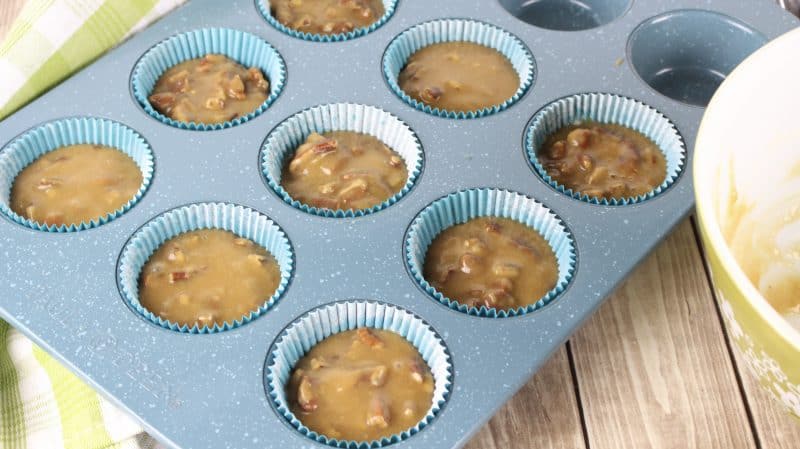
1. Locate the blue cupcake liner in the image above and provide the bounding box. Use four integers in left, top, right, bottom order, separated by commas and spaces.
405, 188, 576, 318
255, 0, 397, 42
382, 19, 535, 119
117, 202, 294, 334
261, 103, 423, 218
265, 300, 452, 448
526, 92, 686, 205
0, 117, 154, 233
131, 28, 286, 131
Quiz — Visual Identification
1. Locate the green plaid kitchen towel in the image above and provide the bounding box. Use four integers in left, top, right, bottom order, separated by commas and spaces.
0, 0, 184, 120
0, 2, 184, 447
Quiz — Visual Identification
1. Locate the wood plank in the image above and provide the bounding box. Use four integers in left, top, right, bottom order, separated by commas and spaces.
692, 219, 800, 449
570, 219, 757, 449
0, 0, 25, 41
734, 348, 800, 449
465, 346, 586, 449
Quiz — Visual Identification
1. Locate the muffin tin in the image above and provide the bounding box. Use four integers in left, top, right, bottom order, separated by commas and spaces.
0, 1, 796, 448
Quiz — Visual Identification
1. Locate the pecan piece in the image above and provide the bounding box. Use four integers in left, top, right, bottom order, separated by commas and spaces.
356, 328, 384, 348
366, 395, 390, 428
227, 74, 246, 100
297, 376, 317, 412
247, 253, 267, 266
338, 178, 369, 202
459, 253, 481, 274
233, 237, 252, 247
577, 154, 593, 172
484, 220, 502, 234
567, 128, 591, 148
36, 178, 61, 191
149, 92, 176, 111
247, 67, 269, 91
409, 359, 425, 384
169, 271, 189, 283
204, 54, 226, 63
370, 365, 388, 387
167, 246, 185, 263
402, 400, 417, 418
483, 289, 514, 308
548, 141, 567, 159
420, 86, 443, 103
313, 139, 338, 154
463, 237, 487, 256
492, 262, 520, 278
310, 357, 328, 370
587, 166, 608, 185
204, 97, 225, 110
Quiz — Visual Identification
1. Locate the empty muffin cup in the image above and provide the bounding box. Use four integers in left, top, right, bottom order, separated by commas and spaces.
0, 117, 154, 232
117, 202, 294, 333
526, 93, 686, 205
383, 19, 535, 119
628, 10, 766, 107
497, 0, 632, 31
256, 0, 398, 42
405, 188, 576, 318
265, 300, 452, 447
131, 27, 286, 130
261, 103, 423, 218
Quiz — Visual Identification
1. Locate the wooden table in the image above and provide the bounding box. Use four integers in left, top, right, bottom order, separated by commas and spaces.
2, 2, 799, 447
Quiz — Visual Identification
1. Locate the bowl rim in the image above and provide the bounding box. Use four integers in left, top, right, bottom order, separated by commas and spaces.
694, 27, 800, 352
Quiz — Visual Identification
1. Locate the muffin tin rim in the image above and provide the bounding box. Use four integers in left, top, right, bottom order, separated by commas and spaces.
402, 186, 579, 319
494, 0, 636, 32
129, 26, 288, 131
254, 0, 400, 43
381, 16, 537, 120
263, 298, 454, 448
115, 201, 296, 334
524, 91, 688, 206
258, 102, 426, 218
624, 8, 769, 110
0, 115, 156, 233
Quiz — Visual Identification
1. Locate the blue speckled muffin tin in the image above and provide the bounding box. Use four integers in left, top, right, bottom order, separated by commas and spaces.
0, 1, 796, 448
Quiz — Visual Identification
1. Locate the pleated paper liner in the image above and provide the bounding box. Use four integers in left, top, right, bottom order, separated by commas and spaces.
526, 92, 686, 205
256, 0, 398, 42
131, 27, 286, 131
382, 18, 535, 119
261, 103, 423, 218
117, 202, 294, 333
0, 117, 154, 232
405, 188, 576, 318
265, 300, 452, 448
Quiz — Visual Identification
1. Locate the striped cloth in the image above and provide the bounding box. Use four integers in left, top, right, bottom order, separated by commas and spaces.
0, 0, 184, 120
0, 2, 184, 447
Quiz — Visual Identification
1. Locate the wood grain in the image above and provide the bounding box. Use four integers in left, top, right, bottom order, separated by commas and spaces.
0, 0, 25, 42
570, 220, 757, 449
465, 346, 586, 449
733, 348, 800, 449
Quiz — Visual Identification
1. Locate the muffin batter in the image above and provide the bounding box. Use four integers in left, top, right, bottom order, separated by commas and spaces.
271, 0, 384, 35
397, 41, 519, 113
10, 144, 142, 226
281, 131, 408, 210
138, 229, 281, 328
538, 121, 667, 200
148, 54, 269, 125
287, 328, 434, 441
424, 217, 558, 310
